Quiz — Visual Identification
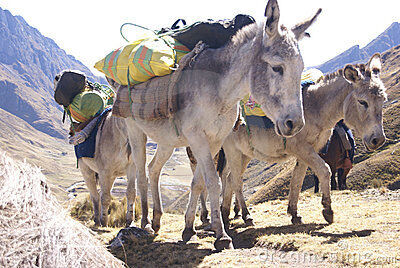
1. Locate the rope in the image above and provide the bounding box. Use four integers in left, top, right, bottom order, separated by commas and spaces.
120, 23, 156, 42
127, 67, 134, 120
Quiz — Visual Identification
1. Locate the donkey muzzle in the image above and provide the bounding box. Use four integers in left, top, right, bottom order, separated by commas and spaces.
364, 132, 385, 151
276, 114, 305, 138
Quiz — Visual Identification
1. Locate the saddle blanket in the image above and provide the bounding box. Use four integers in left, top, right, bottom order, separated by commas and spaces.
74, 108, 112, 160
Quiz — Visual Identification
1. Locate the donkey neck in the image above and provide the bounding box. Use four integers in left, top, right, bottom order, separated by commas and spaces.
305, 75, 353, 131
195, 23, 259, 112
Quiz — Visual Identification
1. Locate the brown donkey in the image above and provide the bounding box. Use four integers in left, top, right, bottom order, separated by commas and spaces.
313, 122, 355, 193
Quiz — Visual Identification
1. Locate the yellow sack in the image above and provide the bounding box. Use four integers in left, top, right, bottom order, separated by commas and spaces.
94, 36, 190, 86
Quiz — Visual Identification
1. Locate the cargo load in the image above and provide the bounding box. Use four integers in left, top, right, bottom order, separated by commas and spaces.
94, 36, 190, 86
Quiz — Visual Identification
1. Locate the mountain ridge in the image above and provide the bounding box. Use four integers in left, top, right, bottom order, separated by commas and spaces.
0, 6, 106, 139
316, 22, 400, 73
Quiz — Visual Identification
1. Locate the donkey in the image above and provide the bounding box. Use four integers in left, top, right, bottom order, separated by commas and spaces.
73, 113, 152, 230
217, 54, 386, 227
313, 124, 354, 193
122, 0, 321, 250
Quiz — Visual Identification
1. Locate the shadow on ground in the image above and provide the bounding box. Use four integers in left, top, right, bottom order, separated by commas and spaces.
228, 221, 374, 250
110, 235, 213, 267
109, 222, 375, 266
229, 223, 328, 249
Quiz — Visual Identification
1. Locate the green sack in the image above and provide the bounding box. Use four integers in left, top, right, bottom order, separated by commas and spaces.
69, 91, 105, 123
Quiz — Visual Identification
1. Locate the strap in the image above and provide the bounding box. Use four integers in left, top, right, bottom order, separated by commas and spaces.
127, 67, 134, 120
171, 19, 186, 29
62, 109, 66, 123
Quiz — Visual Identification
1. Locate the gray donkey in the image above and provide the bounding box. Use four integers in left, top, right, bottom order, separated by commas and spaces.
216, 54, 386, 227
75, 113, 150, 229
122, 0, 322, 250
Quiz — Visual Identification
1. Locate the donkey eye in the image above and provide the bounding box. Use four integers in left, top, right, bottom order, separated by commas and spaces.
358, 100, 368, 108
272, 66, 283, 75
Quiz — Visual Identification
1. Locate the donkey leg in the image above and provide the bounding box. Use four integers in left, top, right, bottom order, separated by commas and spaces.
183, 166, 205, 242
297, 146, 333, 224
199, 189, 210, 225
287, 160, 308, 225
79, 162, 100, 226
235, 155, 253, 226
313, 175, 320, 193
148, 144, 174, 233
330, 166, 338, 190
338, 168, 350, 190
235, 187, 253, 226
99, 173, 115, 227
186, 137, 233, 250
126, 123, 152, 232
342, 168, 350, 190
188, 148, 210, 225
126, 163, 137, 227
233, 197, 241, 219
221, 172, 233, 227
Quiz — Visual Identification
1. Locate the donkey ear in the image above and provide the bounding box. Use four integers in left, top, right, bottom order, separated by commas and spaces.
367, 53, 382, 75
343, 65, 362, 83
291, 8, 322, 40
264, 0, 280, 38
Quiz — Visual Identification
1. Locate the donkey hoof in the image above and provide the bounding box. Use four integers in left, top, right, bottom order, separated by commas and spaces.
244, 218, 255, 226
291, 216, 302, 225
182, 228, 196, 243
100, 217, 108, 227
323, 208, 334, 224
214, 235, 233, 251
144, 224, 155, 234
200, 214, 210, 225
152, 221, 161, 234
126, 219, 133, 228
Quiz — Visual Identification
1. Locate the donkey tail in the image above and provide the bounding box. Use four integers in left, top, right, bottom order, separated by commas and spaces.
216, 148, 226, 177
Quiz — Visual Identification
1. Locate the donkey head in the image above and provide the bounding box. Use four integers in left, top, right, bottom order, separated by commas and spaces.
250, 0, 321, 137
343, 53, 386, 151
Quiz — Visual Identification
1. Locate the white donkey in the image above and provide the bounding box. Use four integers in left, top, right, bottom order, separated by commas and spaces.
74, 113, 153, 230
122, 0, 321, 250
217, 54, 386, 226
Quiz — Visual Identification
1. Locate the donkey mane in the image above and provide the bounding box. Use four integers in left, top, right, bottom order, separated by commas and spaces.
230, 22, 259, 48
314, 63, 386, 98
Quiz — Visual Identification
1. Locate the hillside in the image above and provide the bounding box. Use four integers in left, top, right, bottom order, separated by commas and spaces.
0, 7, 106, 138
316, 22, 400, 74
0, 7, 111, 198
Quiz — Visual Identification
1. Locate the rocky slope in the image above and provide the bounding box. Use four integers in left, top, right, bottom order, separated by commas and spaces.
0, 7, 105, 139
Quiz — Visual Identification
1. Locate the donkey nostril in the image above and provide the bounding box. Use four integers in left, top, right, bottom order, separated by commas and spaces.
371, 138, 379, 146
285, 120, 294, 131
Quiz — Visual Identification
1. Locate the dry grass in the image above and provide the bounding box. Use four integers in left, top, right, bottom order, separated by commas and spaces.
0, 150, 124, 267
70, 194, 141, 228
99, 189, 400, 267
245, 189, 400, 266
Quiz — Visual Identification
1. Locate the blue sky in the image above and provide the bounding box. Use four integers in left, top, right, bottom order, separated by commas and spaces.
1, 0, 399, 75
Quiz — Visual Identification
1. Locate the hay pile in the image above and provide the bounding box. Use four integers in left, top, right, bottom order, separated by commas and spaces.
0, 150, 124, 267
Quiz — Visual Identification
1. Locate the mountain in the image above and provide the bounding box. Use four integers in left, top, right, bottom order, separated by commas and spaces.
0, 7, 109, 198
0, 7, 105, 139
316, 22, 400, 74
